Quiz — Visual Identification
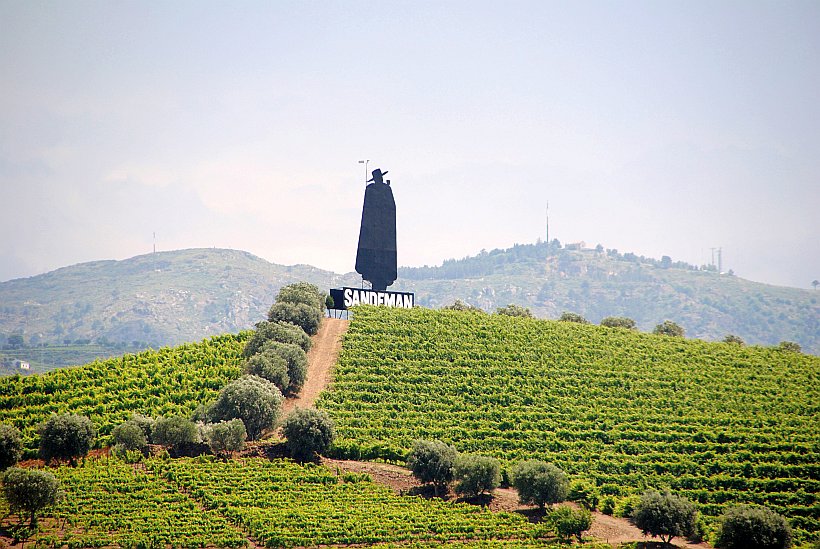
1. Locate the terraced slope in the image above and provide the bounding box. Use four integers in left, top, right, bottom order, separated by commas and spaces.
318, 306, 820, 542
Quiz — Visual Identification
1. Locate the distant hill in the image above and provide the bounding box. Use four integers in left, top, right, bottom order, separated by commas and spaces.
1, 243, 817, 373
399, 241, 819, 354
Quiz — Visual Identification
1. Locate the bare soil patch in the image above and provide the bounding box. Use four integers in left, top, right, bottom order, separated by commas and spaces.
282, 317, 348, 415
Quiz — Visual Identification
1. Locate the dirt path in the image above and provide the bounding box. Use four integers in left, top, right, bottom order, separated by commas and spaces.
282, 317, 348, 415
324, 459, 711, 549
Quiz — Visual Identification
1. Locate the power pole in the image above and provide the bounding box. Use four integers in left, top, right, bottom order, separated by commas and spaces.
717, 247, 723, 274
545, 201, 549, 244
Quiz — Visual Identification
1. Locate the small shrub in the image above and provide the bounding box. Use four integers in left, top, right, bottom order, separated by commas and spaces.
0, 424, 23, 470
723, 334, 745, 345
442, 300, 484, 313
454, 454, 501, 498
268, 302, 322, 336
205, 419, 247, 459
776, 341, 801, 353
632, 489, 698, 545
568, 478, 600, 510
496, 304, 533, 318
38, 414, 95, 466
559, 312, 589, 324
243, 320, 311, 357
111, 420, 148, 454
550, 505, 593, 543
614, 494, 641, 518
600, 316, 637, 329
600, 495, 616, 515
406, 440, 458, 496
282, 408, 336, 462
714, 505, 792, 549
653, 320, 685, 337
207, 375, 283, 440
2, 467, 61, 528
511, 460, 568, 509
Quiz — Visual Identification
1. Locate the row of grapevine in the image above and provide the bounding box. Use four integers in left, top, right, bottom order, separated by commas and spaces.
317, 306, 820, 541
0, 333, 246, 456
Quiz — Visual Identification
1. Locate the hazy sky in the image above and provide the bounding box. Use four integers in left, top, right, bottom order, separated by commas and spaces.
2, 1, 818, 289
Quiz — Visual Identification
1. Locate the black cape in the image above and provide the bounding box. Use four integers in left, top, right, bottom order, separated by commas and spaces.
355, 182, 397, 291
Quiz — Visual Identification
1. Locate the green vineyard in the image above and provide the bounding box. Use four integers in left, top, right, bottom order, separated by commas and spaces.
318, 306, 820, 540
0, 333, 246, 455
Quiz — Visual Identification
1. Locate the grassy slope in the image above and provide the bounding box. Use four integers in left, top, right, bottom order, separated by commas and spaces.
318, 306, 820, 541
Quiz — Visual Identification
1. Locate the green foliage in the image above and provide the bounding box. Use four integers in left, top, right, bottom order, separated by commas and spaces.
568, 478, 600, 510
318, 306, 820, 541
207, 375, 283, 440
243, 320, 311, 357
38, 413, 95, 465
600, 495, 616, 516
0, 334, 245, 457
632, 489, 698, 545
407, 439, 458, 495
442, 300, 484, 313
559, 311, 589, 324
243, 351, 290, 394
496, 304, 533, 318
268, 301, 322, 336
549, 505, 593, 543
205, 419, 247, 459
715, 505, 793, 549
615, 495, 641, 518
282, 408, 336, 462
0, 423, 22, 470
257, 340, 308, 394
111, 419, 148, 454
151, 416, 199, 449
723, 334, 745, 345
511, 460, 568, 509
2, 467, 61, 527
653, 320, 685, 337
454, 454, 501, 498
600, 316, 637, 329
777, 341, 802, 353
276, 282, 325, 312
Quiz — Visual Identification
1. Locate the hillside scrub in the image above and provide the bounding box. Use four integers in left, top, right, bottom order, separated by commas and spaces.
600, 316, 637, 329
496, 304, 533, 318
653, 320, 685, 337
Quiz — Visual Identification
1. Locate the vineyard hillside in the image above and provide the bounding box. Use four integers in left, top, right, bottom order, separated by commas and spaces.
318, 306, 820, 542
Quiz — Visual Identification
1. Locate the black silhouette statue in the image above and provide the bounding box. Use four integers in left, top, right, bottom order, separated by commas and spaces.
355, 168, 397, 291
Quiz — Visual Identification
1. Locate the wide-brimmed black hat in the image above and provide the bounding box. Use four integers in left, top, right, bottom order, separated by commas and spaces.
367, 168, 388, 182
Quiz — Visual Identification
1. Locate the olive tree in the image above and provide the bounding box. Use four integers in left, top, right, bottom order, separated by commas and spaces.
282, 408, 336, 462
111, 419, 148, 454
600, 316, 637, 330
258, 341, 308, 395
243, 320, 311, 357
268, 302, 322, 336
653, 320, 685, 337
453, 454, 501, 498
243, 351, 290, 394
0, 424, 23, 470
406, 439, 458, 496
38, 414, 95, 465
496, 304, 533, 318
559, 312, 589, 324
2, 467, 61, 528
208, 375, 283, 440
205, 419, 247, 459
714, 505, 792, 549
632, 489, 697, 545
723, 334, 745, 345
276, 282, 325, 312
151, 416, 199, 450
511, 460, 568, 509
